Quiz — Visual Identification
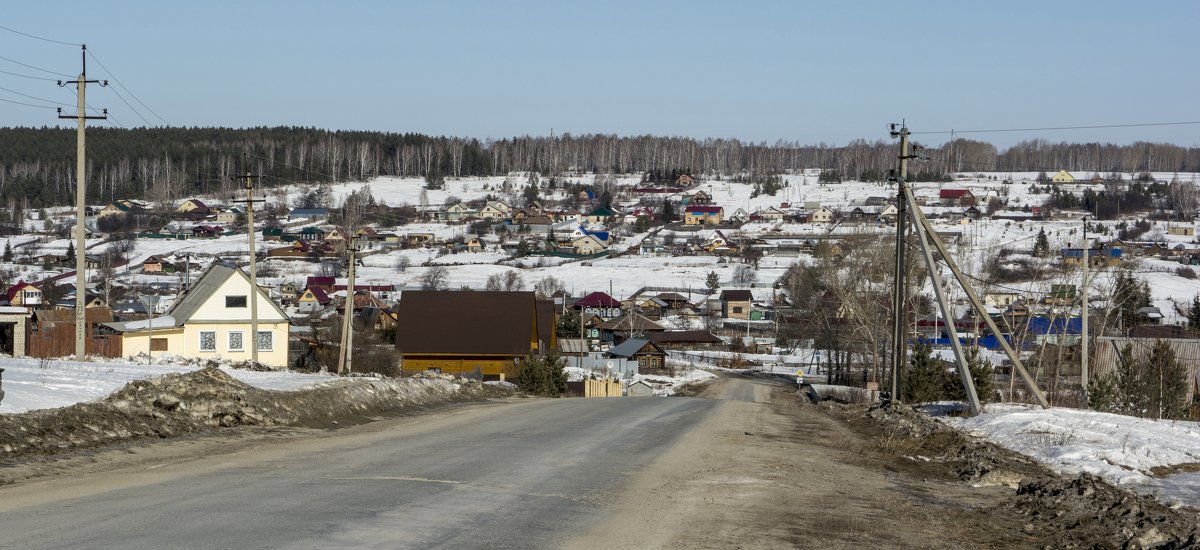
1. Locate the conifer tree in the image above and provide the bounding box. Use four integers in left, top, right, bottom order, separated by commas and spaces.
2, 240, 11, 263
904, 340, 944, 404
1188, 295, 1200, 330
1033, 228, 1050, 257
705, 271, 720, 294
66, 240, 75, 262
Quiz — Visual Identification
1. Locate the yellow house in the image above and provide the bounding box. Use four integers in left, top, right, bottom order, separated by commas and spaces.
683, 205, 724, 225
1051, 170, 1075, 184
103, 263, 291, 367
572, 234, 608, 255
176, 199, 209, 214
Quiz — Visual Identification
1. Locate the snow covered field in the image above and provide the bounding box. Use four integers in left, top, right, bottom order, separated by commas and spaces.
0, 356, 338, 414
940, 404, 1200, 508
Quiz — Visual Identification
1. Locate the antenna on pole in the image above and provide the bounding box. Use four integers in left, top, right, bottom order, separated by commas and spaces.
56, 44, 107, 361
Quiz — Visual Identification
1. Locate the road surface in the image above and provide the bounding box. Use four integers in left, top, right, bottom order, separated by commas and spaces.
0, 375, 1031, 549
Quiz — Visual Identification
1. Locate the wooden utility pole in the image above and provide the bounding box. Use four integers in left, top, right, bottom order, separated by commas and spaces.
888, 122, 910, 402
337, 238, 360, 375
232, 166, 263, 365
1081, 217, 1089, 405
57, 45, 107, 361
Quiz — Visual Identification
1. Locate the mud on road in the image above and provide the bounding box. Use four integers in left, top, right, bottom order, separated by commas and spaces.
576, 373, 1200, 549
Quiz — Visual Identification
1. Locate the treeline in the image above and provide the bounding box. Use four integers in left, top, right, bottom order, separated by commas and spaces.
1, 126, 1199, 208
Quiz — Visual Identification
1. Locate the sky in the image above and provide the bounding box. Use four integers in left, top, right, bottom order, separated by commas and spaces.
0, 1, 1197, 149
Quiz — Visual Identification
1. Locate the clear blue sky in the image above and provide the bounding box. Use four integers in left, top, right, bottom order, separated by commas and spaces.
1, 1, 1196, 148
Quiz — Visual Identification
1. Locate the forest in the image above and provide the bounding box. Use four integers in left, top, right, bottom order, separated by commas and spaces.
0, 125, 1198, 208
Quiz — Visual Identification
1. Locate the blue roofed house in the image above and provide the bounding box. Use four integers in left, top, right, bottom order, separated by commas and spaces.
288, 208, 328, 222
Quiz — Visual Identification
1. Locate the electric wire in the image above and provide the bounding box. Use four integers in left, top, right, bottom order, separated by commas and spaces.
0, 53, 72, 78
0, 96, 53, 109
0, 68, 58, 81
911, 121, 1200, 136
86, 49, 169, 125
0, 84, 73, 107
0, 24, 80, 46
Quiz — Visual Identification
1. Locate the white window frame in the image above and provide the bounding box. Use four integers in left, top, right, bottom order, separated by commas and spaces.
256, 330, 274, 351
228, 330, 245, 352
199, 330, 217, 352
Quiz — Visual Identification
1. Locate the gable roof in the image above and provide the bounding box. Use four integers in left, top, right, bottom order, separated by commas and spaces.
165, 263, 289, 325
720, 289, 753, 301
605, 338, 666, 359
939, 189, 973, 199
648, 330, 723, 345
574, 291, 621, 308
684, 205, 723, 214
595, 312, 666, 332
394, 291, 545, 356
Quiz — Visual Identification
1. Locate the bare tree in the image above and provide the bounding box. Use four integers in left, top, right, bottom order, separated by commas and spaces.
421, 265, 449, 291
534, 275, 565, 299
732, 264, 756, 286
486, 270, 525, 291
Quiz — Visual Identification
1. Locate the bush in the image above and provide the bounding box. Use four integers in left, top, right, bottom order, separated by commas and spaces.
1175, 266, 1196, 280
515, 352, 568, 397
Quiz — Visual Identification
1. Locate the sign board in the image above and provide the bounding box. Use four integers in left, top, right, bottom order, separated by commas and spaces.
866, 382, 879, 391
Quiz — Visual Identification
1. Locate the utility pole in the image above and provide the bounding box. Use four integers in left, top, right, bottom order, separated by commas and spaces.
888, 122, 911, 402
337, 238, 360, 375
1081, 217, 1090, 405
57, 44, 107, 361
232, 166, 263, 365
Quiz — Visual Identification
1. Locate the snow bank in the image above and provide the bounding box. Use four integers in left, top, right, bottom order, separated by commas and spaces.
942, 404, 1200, 507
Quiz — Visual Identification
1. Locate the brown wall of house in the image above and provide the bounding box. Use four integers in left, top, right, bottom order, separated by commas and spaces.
402, 355, 515, 375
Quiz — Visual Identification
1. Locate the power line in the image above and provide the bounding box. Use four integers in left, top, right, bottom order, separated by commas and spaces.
0, 68, 59, 81
63, 86, 124, 128
0, 24, 80, 46
0, 84, 73, 106
86, 49, 169, 125
0, 53, 72, 78
911, 120, 1200, 136
0, 96, 53, 109
103, 81, 151, 126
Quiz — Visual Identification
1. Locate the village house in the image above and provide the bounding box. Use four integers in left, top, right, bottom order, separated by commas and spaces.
938, 189, 976, 207
394, 291, 555, 377
176, 199, 210, 216
604, 338, 667, 371
1061, 243, 1122, 268
101, 263, 290, 367
806, 206, 835, 224
754, 207, 788, 223
3, 281, 41, 309
572, 233, 608, 255
586, 206, 617, 225
479, 200, 512, 220
686, 189, 712, 205
214, 207, 242, 225
444, 203, 474, 222
720, 289, 753, 320
683, 205, 724, 226
573, 292, 622, 319
1051, 170, 1075, 184
297, 286, 332, 313
287, 208, 328, 222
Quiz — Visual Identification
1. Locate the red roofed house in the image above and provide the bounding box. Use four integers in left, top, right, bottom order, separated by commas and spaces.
573, 291, 622, 319
683, 205, 724, 226
4, 281, 42, 309
939, 189, 976, 207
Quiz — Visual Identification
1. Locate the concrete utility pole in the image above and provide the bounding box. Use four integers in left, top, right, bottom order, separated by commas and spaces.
233, 167, 263, 365
57, 45, 107, 361
888, 122, 911, 402
337, 238, 360, 375
1081, 217, 1090, 405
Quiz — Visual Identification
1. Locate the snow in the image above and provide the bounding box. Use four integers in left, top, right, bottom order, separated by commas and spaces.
941, 404, 1200, 508
0, 356, 339, 414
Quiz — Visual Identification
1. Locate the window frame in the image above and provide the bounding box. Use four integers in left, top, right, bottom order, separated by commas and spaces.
256, 330, 273, 352
199, 330, 217, 352
226, 295, 248, 308
227, 330, 245, 352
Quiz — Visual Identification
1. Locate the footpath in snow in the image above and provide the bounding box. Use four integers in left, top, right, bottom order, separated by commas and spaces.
939, 404, 1200, 508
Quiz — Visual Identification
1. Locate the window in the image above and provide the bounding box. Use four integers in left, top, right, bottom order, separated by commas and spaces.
732, 306, 743, 314
151, 338, 169, 352
226, 295, 247, 308
199, 331, 216, 351
228, 331, 244, 352
256, 330, 273, 351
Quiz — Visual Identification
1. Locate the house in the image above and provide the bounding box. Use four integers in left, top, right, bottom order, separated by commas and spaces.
676, 174, 697, 187
572, 233, 608, 255
297, 226, 326, 241
444, 203, 474, 222
1051, 170, 1075, 184
176, 199, 209, 216
393, 291, 556, 376
191, 225, 223, 238
262, 227, 284, 241
703, 230, 730, 252
573, 292, 623, 319
938, 189, 976, 206
604, 338, 667, 371
683, 205, 724, 226
1169, 225, 1196, 237
807, 206, 835, 224
297, 287, 332, 313
479, 201, 512, 220
1061, 244, 1122, 268
143, 255, 170, 273
306, 276, 336, 293
687, 189, 712, 205
4, 281, 41, 309
215, 207, 242, 224
627, 379, 656, 396
727, 208, 750, 224
288, 208, 328, 221
97, 199, 149, 219
587, 206, 617, 225
101, 263, 291, 367
1043, 284, 1077, 305
754, 207, 788, 222
720, 289, 753, 320
405, 232, 436, 248
278, 282, 300, 303
595, 312, 665, 344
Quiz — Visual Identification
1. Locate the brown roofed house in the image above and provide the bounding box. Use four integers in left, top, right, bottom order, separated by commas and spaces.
394, 291, 556, 377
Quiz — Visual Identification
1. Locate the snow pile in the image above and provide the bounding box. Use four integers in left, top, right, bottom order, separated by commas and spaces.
632, 368, 716, 396
942, 404, 1200, 507
0, 356, 337, 414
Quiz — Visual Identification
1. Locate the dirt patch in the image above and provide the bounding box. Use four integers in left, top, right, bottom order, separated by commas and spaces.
831, 401, 1200, 548
0, 367, 508, 462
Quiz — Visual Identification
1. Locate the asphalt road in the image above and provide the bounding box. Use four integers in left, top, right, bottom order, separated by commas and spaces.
0, 393, 720, 549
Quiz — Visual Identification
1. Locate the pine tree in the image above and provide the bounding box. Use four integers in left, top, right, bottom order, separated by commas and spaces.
1189, 295, 1200, 330
2, 240, 11, 263
904, 340, 945, 404
1146, 339, 1188, 420
515, 352, 568, 397
705, 271, 720, 293
1033, 228, 1050, 257
658, 200, 675, 223
66, 240, 75, 262
942, 346, 996, 404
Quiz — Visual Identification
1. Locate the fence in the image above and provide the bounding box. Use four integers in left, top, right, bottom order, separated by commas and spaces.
565, 379, 623, 397
27, 327, 122, 358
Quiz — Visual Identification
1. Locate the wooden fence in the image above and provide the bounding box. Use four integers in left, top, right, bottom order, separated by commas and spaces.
27, 325, 122, 358
565, 379, 623, 397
